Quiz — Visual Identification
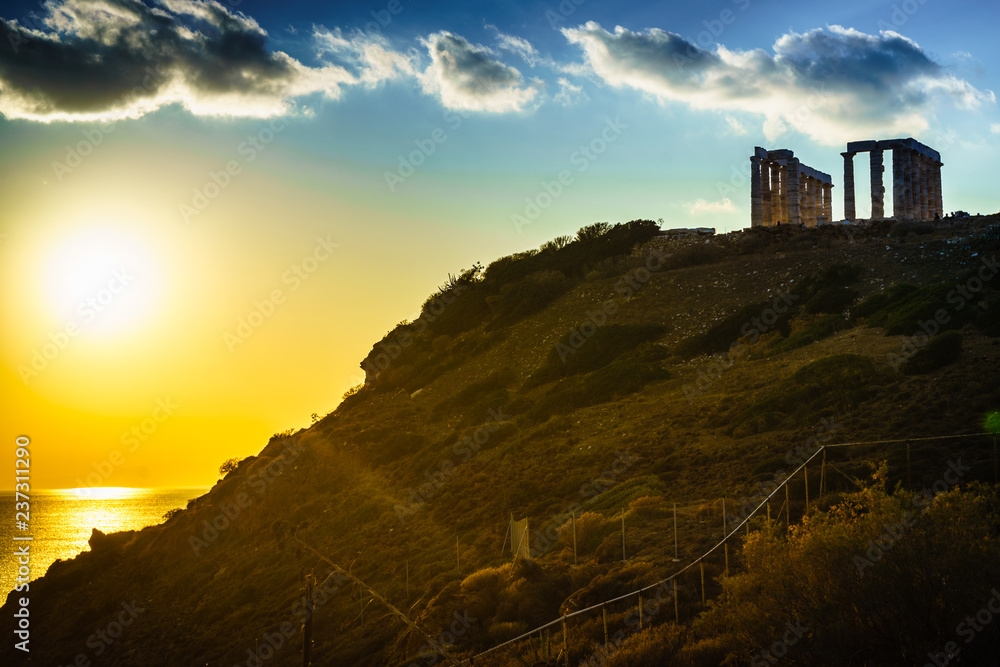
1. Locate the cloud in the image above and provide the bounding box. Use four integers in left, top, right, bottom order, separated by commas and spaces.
0, 0, 353, 122
418, 31, 541, 113
992, 124, 1000, 134
687, 198, 736, 215
314, 26, 417, 87
553, 77, 586, 106
487, 26, 540, 66
724, 115, 747, 136
562, 22, 995, 145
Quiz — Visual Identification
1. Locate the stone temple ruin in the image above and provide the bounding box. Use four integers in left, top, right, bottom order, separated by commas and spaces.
750, 148, 833, 228
842, 138, 942, 222
750, 138, 943, 227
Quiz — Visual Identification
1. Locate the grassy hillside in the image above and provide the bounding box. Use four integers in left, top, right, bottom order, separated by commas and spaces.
4, 215, 1000, 666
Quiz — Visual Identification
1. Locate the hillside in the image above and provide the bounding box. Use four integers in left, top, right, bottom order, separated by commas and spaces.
5, 215, 1000, 666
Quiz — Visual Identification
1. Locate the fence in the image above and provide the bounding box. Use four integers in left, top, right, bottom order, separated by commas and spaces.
295, 431, 996, 666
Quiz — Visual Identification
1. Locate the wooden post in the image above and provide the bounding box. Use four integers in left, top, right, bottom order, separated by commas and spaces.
673, 579, 679, 623
638, 592, 643, 630
603, 604, 608, 645
672, 503, 680, 562
621, 508, 626, 562
572, 510, 577, 566
302, 574, 314, 667
562, 617, 568, 667
722, 499, 729, 577
699, 560, 706, 606
785, 483, 791, 528
359, 584, 364, 626
456, 536, 460, 572
804, 464, 809, 514
405, 559, 409, 599
820, 448, 826, 497
907, 441, 912, 488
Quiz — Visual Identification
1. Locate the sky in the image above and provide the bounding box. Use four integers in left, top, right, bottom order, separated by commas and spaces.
0, 0, 997, 490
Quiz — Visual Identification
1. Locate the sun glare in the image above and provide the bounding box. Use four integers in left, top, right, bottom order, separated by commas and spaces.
42, 225, 162, 337
59, 486, 141, 500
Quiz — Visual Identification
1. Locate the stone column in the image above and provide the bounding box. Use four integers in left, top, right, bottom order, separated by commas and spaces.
808, 177, 818, 226
786, 159, 800, 226
771, 162, 782, 225
842, 152, 856, 221
902, 149, 914, 220
750, 156, 762, 227
761, 160, 772, 225
934, 161, 944, 219
822, 183, 833, 222
892, 147, 905, 219
909, 150, 921, 220
870, 149, 884, 219
777, 164, 787, 225
919, 155, 930, 220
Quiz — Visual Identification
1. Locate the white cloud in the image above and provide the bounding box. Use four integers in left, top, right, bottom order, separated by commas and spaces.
724, 115, 747, 136
561, 22, 995, 145
553, 77, 587, 106
488, 27, 540, 66
991, 124, 1000, 134
314, 27, 417, 87
418, 31, 541, 113
687, 198, 736, 215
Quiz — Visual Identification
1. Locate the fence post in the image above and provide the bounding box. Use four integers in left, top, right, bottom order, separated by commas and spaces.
603, 603, 608, 645
785, 483, 791, 528
302, 574, 314, 667
699, 560, 706, 606
722, 498, 729, 577
405, 559, 409, 599
562, 616, 568, 667
672, 503, 681, 562
907, 441, 912, 488
621, 508, 626, 562
638, 592, 643, 630
673, 578, 679, 623
456, 536, 460, 572
804, 464, 809, 514
820, 447, 826, 497
572, 510, 578, 566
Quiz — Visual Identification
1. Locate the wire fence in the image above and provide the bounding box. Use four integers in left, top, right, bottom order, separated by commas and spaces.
461, 431, 996, 666
295, 431, 996, 666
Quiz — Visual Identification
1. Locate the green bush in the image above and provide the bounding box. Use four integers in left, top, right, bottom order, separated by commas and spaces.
530, 325, 667, 386
900, 330, 963, 374
768, 315, 851, 354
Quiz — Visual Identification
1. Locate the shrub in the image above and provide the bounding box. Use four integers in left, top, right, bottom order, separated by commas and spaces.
529, 326, 668, 386
693, 470, 1000, 665
900, 330, 962, 374
768, 315, 851, 354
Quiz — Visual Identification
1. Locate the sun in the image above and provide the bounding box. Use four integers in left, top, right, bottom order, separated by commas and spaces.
42, 224, 162, 337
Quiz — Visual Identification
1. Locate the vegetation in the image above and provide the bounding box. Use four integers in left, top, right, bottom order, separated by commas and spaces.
8, 214, 1000, 667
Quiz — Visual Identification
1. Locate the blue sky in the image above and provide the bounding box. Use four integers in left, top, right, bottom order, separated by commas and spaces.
0, 0, 997, 487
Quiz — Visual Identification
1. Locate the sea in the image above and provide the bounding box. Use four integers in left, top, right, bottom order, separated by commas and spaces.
0, 487, 208, 604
